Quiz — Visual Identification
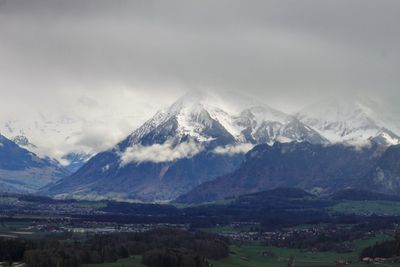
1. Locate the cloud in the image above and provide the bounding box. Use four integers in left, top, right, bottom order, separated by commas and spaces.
119, 140, 203, 165
213, 143, 254, 156
77, 96, 100, 109
1, 0, 400, 158
1, 1, 400, 106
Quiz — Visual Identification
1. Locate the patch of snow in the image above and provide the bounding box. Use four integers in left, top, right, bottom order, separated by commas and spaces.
102, 164, 110, 172
378, 131, 400, 145
208, 107, 243, 141
297, 97, 400, 146
128, 91, 328, 149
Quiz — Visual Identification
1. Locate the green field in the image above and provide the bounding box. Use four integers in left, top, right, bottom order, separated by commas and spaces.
213, 245, 347, 267
80, 235, 396, 267
212, 235, 396, 267
212, 244, 398, 267
83, 256, 144, 267
331, 200, 400, 216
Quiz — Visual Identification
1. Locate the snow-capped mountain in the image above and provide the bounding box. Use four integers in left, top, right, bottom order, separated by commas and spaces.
297, 97, 400, 146
42, 93, 400, 202
43, 93, 327, 202
60, 152, 92, 173
176, 142, 384, 204
1, 130, 90, 173
12, 135, 38, 150
0, 116, 90, 168
124, 93, 237, 146
178, 142, 400, 204
125, 93, 327, 148
236, 106, 328, 145
0, 134, 69, 193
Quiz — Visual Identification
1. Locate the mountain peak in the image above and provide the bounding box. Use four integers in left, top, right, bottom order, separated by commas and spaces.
12, 135, 37, 149
239, 105, 289, 124
126, 92, 330, 148
168, 91, 207, 114
297, 97, 400, 145
43, 93, 400, 202
0, 134, 68, 193
125, 92, 237, 146
370, 128, 400, 146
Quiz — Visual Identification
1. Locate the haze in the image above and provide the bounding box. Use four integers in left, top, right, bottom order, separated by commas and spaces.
0, 0, 399, 159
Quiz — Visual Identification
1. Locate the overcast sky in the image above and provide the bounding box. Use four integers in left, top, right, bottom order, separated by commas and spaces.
0, 0, 399, 157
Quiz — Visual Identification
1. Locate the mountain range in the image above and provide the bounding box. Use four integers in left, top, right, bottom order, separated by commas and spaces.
0, 134, 69, 193
296, 97, 400, 146
41, 93, 337, 201
2, 92, 400, 202
42, 93, 400, 202
176, 142, 399, 203
1, 117, 91, 172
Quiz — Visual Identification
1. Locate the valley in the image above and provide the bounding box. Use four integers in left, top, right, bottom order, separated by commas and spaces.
2, 189, 400, 266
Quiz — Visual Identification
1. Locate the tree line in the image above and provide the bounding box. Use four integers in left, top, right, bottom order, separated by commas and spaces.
0, 229, 230, 267
360, 232, 400, 259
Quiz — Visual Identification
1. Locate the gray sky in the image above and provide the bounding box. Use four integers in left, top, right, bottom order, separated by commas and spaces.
0, 0, 399, 157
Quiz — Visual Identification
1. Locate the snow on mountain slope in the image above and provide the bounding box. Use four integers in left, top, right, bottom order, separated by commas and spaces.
60, 152, 92, 173
239, 105, 289, 124
0, 91, 158, 166
0, 117, 91, 171
45, 92, 329, 202
0, 111, 129, 170
371, 128, 400, 146
124, 92, 327, 152
44, 93, 245, 201
297, 97, 400, 146
235, 105, 327, 145
125, 93, 238, 147
0, 115, 86, 160
12, 135, 38, 151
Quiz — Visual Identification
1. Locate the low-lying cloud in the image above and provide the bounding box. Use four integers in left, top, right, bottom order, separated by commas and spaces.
1, 0, 400, 160
213, 143, 254, 156
120, 140, 203, 165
